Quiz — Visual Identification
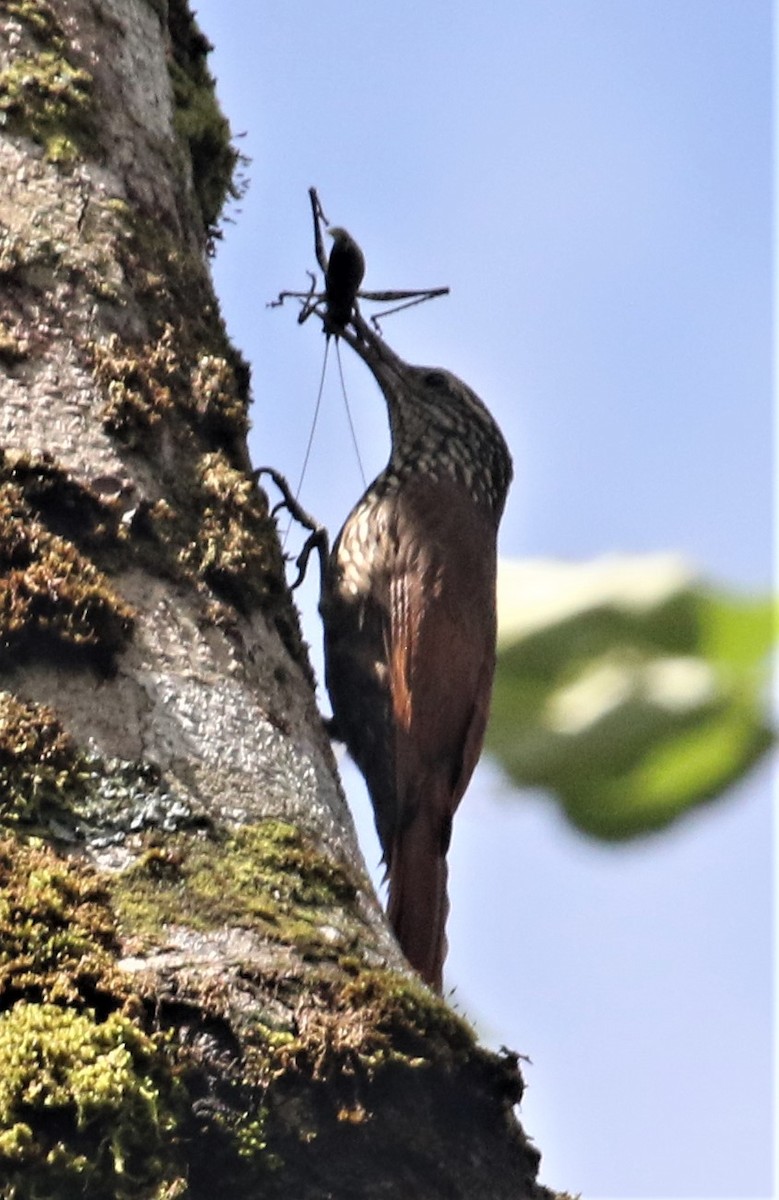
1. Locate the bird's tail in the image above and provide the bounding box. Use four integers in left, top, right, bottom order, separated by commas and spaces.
387, 802, 450, 993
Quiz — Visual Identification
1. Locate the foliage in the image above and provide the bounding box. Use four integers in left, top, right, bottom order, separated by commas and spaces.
487, 555, 773, 839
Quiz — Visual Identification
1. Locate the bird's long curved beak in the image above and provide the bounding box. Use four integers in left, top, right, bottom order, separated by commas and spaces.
339, 311, 411, 400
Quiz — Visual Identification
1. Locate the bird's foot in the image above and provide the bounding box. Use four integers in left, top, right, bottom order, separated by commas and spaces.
254, 467, 329, 590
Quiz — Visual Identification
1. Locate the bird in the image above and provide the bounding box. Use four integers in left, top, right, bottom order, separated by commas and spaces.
321, 310, 513, 990
324, 226, 365, 334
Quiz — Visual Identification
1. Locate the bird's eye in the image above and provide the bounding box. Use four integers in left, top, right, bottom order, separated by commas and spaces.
423, 370, 449, 389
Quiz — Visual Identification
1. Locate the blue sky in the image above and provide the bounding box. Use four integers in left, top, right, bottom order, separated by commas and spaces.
195, 3, 773, 1196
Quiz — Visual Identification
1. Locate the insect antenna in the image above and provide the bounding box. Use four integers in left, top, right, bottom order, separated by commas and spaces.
281, 337, 330, 547
335, 338, 366, 490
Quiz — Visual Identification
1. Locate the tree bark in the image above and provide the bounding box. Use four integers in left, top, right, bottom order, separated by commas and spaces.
0, 2, 562, 1196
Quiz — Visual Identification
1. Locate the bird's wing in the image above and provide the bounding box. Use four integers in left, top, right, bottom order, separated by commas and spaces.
386, 476, 498, 842
382, 476, 497, 988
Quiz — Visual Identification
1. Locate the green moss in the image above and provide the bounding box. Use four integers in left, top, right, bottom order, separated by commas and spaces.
111, 814, 490, 1170
2, 0, 92, 166
1, 376, 302, 681
83, 201, 314, 666
190, 352, 250, 441
113, 820, 360, 957
0, 49, 95, 163
0, 450, 127, 558
88, 209, 251, 457
233, 1105, 273, 1161
0, 691, 202, 843
73, 338, 279, 607
91, 327, 183, 445
242, 965, 478, 1093
181, 451, 281, 611
85, 302, 305, 648
338, 969, 475, 1066
0, 480, 134, 672
91, 330, 248, 452
203, 965, 531, 1199
166, 0, 241, 237
0, 692, 84, 829
0, 836, 124, 1008
3, 0, 67, 49
0, 1002, 187, 1199
108, 209, 214, 338
96, 208, 251, 412
0, 837, 270, 1195
0, 829, 524, 1196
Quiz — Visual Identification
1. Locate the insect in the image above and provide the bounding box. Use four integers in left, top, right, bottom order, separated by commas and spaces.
322, 225, 365, 335
269, 187, 449, 332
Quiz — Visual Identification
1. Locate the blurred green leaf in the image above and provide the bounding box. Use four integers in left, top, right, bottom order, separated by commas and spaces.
486, 556, 774, 839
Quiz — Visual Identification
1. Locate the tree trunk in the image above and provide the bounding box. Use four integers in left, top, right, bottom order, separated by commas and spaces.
0, 2, 561, 1195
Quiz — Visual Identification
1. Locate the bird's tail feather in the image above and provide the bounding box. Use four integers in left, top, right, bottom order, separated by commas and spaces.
387, 807, 449, 993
